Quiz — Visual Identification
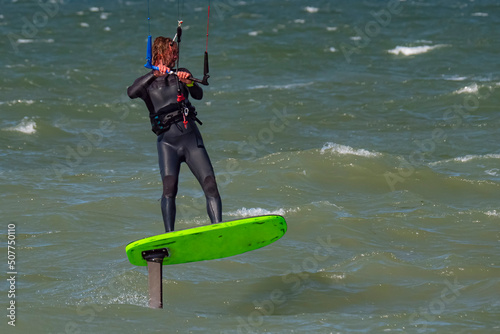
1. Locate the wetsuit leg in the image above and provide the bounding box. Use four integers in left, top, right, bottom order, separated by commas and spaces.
202, 174, 223, 224
157, 134, 181, 232
185, 132, 222, 224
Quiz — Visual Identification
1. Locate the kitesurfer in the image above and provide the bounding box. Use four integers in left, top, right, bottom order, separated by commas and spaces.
127, 36, 222, 232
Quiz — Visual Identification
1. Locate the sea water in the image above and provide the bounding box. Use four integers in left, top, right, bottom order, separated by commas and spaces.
1, 0, 499, 333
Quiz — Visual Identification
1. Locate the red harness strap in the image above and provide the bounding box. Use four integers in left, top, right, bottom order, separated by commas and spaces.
177, 94, 188, 129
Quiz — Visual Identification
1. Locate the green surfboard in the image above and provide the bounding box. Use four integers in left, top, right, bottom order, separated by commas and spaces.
126, 215, 287, 266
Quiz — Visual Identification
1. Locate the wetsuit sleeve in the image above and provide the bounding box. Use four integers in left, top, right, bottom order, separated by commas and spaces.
179, 68, 203, 100
127, 71, 156, 100
188, 82, 203, 100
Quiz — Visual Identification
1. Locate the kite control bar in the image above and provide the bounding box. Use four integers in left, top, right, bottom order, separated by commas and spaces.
144, 34, 210, 86
145, 63, 210, 86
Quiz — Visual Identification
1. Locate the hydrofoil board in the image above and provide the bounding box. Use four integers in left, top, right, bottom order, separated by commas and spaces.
126, 215, 286, 266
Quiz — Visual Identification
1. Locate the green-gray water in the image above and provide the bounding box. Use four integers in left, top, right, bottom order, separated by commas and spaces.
1, 1, 499, 333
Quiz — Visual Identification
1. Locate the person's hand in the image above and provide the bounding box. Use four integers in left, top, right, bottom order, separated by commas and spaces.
177, 71, 193, 85
157, 63, 171, 75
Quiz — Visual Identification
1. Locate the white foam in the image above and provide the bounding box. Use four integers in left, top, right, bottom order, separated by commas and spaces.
227, 207, 294, 217
454, 83, 479, 94
453, 154, 500, 162
471, 12, 488, 17
328, 47, 337, 53
17, 39, 34, 44
485, 210, 499, 217
452, 155, 475, 163
5, 117, 37, 134
304, 7, 319, 13
5, 99, 35, 106
248, 82, 313, 90
388, 44, 447, 56
320, 142, 380, 157
443, 75, 467, 81
14, 38, 54, 45
485, 169, 499, 176
326, 26, 338, 32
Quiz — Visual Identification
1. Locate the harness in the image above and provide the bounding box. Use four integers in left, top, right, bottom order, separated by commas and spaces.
150, 107, 203, 135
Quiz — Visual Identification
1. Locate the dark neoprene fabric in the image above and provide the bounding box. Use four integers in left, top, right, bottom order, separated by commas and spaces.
128, 70, 222, 232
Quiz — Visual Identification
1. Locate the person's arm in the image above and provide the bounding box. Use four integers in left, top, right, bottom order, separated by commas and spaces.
127, 71, 156, 99
177, 69, 203, 100
186, 81, 203, 100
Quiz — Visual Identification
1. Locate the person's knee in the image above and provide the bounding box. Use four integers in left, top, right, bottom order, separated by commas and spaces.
202, 175, 220, 198
162, 175, 178, 198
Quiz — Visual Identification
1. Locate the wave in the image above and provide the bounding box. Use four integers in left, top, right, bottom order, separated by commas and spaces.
452, 154, 500, 163
485, 210, 499, 217
485, 169, 499, 176
248, 82, 314, 90
429, 153, 500, 166
248, 30, 262, 36
453, 82, 500, 95
453, 83, 480, 94
320, 142, 380, 157
443, 75, 468, 81
226, 207, 297, 217
0, 99, 35, 106
10, 38, 54, 45
388, 44, 448, 56
3, 117, 37, 134
304, 6, 319, 13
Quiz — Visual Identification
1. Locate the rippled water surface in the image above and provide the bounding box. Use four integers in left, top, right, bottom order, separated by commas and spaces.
1, 1, 499, 333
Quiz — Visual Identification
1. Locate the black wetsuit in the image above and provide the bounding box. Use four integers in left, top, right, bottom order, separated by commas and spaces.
127, 70, 222, 232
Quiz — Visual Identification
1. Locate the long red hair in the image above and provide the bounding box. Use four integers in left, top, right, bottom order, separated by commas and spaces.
152, 36, 178, 68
